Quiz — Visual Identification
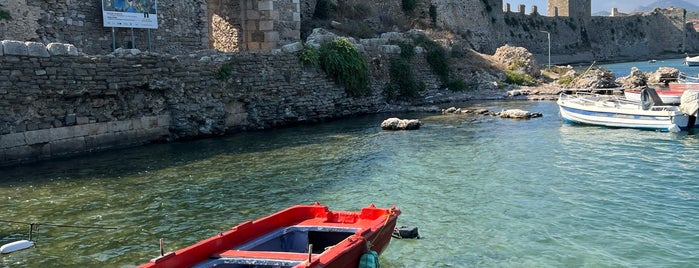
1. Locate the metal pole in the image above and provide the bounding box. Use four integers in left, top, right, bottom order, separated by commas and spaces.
540, 31, 551, 70
112, 27, 116, 51
131, 28, 135, 49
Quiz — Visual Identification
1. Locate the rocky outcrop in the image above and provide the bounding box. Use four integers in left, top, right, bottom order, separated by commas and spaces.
380, 118, 422, 130
616, 67, 681, 88
497, 109, 542, 119
441, 107, 542, 119
570, 68, 617, 89
492, 45, 541, 77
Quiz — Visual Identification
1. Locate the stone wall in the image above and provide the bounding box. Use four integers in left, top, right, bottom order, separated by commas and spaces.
499, 7, 699, 63
0, 0, 300, 55
1, 36, 466, 166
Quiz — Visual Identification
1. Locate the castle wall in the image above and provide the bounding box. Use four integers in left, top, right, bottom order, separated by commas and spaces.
0, 38, 453, 166
0, 0, 299, 54
547, 0, 591, 18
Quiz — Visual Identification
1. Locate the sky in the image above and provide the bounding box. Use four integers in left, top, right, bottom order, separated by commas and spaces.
503, 0, 657, 13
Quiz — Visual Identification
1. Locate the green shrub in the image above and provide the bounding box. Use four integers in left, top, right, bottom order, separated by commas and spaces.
410, 35, 450, 83
319, 39, 371, 97
313, 0, 335, 19
504, 70, 538, 86
298, 45, 319, 67
214, 64, 232, 80
389, 58, 422, 99
402, 0, 416, 13
0, 9, 10, 20
557, 76, 575, 86
429, 5, 437, 25
445, 79, 469, 91
397, 41, 415, 59
426, 47, 449, 82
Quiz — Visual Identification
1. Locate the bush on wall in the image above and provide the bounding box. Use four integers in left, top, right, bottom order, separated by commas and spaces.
318, 38, 371, 97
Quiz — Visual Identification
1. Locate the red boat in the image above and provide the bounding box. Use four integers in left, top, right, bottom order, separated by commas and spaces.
624, 87, 684, 104
669, 72, 699, 92
139, 203, 400, 268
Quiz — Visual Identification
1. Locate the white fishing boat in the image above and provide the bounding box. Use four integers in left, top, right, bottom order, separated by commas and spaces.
685, 55, 699, 66
557, 88, 698, 132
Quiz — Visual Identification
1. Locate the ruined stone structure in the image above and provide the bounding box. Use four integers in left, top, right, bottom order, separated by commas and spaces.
0, 0, 300, 54
547, 0, 591, 18
1, 36, 467, 166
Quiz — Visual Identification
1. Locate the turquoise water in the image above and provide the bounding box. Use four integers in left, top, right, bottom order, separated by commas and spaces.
1, 100, 698, 267
601, 58, 699, 78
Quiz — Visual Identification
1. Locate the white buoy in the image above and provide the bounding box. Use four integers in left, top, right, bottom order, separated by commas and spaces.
0, 240, 34, 254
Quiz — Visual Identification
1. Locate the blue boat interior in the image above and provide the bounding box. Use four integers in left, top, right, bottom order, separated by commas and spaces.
192, 226, 360, 268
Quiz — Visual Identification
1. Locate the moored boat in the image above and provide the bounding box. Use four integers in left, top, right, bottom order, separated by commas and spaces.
624, 87, 683, 104
668, 72, 699, 92
557, 89, 698, 132
686, 55, 699, 66
139, 203, 400, 268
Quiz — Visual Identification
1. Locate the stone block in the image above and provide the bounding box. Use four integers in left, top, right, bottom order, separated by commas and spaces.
85, 122, 108, 135
49, 126, 76, 140
0, 133, 27, 148
76, 116, 90, 125
259, 20, 274, 31
107, 120, 133, 132
26, 42, 50, 57
0, 43, 3, 56
258, 0, 273, 11
2, 40, 28, 56
264, 31, 279, 42
157, 114, 171, 127
47, 42, 69, 55
24, 128, 52, 145
379, 45, 401, 54
141, 116, 158, 128
65, 114, 77, 126
50, 137, 86, 156
281, 42, 304, 53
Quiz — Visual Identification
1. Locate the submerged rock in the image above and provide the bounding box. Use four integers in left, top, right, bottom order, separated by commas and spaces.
497, 109, 542, 119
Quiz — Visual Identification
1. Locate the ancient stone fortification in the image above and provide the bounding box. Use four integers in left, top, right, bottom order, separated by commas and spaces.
0, 0, 300, 54
0, 37, 459, 166
1, 0, 697, 60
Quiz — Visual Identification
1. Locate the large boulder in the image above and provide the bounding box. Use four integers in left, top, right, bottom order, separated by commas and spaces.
616, 67, 646, 88
381, 118, 422, 130
492, 45, 541, 77
571, 68, 617, 88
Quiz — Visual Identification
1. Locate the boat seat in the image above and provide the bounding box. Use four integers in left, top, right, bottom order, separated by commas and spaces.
214, 250, 317, 261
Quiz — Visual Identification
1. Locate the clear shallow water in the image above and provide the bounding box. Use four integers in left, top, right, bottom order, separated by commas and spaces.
1, 100, 698, 267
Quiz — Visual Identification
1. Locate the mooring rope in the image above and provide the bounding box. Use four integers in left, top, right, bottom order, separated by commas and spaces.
0, 219, 118, 230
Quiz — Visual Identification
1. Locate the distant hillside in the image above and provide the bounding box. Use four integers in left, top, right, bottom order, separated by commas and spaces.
636, 0, 699, 12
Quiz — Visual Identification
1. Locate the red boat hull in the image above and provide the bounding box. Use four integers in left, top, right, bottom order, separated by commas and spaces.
139, 203, 400, 268
668, 82, 699, 92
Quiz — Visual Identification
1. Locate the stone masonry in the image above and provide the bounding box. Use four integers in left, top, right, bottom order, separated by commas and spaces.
0, 35, 455, 166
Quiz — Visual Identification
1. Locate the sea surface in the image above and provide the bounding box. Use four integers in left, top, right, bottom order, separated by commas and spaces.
601, 57, 699, 79
2, 61, 699, 267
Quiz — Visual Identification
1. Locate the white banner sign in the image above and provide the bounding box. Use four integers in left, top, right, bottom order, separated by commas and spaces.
102, 0, 158, 29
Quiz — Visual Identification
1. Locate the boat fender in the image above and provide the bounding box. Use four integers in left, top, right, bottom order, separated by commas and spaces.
392, 226, 420, 239
668, 124, 680, 133
0, 240, 34, 254
640, 87, 653, 110
358, 250, 380, 268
